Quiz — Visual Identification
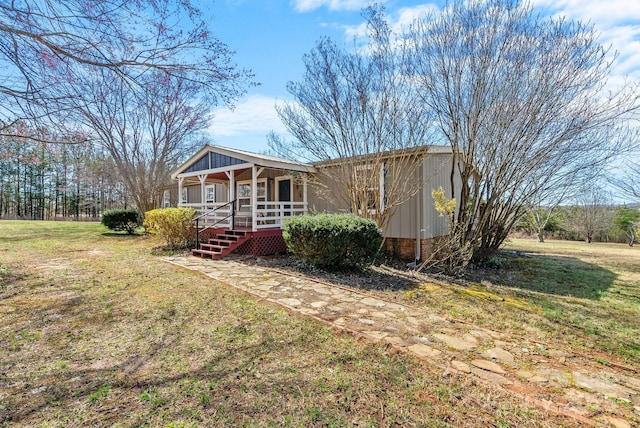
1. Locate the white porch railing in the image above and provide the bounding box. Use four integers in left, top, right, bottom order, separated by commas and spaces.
254, 201, 307, 229
185, 201, 307, 230
184, 202, 234, 229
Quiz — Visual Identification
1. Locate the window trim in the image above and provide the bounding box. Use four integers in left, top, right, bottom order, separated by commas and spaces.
237, 178, 267, 210
204, 184, 217, 204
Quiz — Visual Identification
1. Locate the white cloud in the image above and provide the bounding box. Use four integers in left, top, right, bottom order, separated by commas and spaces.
531, 0, 640, 81
531, 0, 640, 26
208, 95, 288, 138
341, 3, 439, 44
393, 4, 439, 32
343, 21, 368, 39
291, 0, 372, 13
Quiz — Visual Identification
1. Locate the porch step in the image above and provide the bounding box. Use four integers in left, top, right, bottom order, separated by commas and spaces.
191, 248, 223, 258
191, 229, 250, 260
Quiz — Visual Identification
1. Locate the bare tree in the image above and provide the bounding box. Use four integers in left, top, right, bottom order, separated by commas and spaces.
269, 6, 432, 233
408, 0, 640, 265
611, 158, 640, 202
562, 187, 615, 243
66, 70, 210, 215
0, 0, 254, 140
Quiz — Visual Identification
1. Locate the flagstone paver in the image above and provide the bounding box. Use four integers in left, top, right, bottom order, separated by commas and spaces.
471, 359, 507, 374
484, 347, 515, 365
432, 333, 478, 351
162, 255, 640, 426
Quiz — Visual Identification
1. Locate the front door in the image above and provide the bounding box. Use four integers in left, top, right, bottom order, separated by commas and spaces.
278, 179, 291, 216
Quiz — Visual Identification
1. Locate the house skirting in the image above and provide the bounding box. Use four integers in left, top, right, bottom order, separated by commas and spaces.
235, 229, 287, 256
384, 237, 440, 262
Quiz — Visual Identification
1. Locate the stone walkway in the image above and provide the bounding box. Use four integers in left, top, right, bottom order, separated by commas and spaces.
162, 255, 639, 427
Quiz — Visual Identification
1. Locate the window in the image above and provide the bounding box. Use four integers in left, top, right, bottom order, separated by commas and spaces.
237, 179, 266, 211
353, 163, 385, 215
163, 190, 171, 208
181, 187, 188, 204
205, 184, 216, 204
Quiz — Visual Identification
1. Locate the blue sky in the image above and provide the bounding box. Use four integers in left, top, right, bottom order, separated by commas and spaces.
204, 0, 640, 154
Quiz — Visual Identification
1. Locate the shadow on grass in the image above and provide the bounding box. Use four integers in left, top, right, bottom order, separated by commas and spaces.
244, 255, 420, 293
101, 231, 144, 237
476, 252, 617, 300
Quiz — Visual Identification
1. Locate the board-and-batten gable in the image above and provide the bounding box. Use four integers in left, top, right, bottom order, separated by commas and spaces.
184, 151, 245, 174
171, 145, 316, 181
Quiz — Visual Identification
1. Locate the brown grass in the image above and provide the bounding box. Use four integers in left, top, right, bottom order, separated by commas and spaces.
256, 238, 640, 369
0, 221, 578, 427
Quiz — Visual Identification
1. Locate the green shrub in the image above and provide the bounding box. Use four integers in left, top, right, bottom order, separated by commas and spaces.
283, 213, 383, 270
101, 209, 141, 234
144, 207, 196, 249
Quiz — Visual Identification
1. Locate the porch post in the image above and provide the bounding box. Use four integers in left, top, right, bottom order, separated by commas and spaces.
226, 171, 235, 229
303, 175, 308, 214
198, 174, 207, 208
251, 165, 257, 232
178, 177, 184, 207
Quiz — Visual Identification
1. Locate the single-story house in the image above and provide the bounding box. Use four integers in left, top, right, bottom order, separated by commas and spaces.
169, 144, 457, 261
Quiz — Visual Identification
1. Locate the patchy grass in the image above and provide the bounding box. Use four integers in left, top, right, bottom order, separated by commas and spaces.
498, 239, 640, 365
254, 238, 640, 369
0, 221, 575, 427
410, 240, 639, 367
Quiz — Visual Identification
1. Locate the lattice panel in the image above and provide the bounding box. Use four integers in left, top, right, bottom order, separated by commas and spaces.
235, 240, 252, 255
234, 232, 287, 256
252, 234, 287, 256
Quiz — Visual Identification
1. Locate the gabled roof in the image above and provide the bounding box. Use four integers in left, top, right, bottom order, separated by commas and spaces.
171, 145, 316, 180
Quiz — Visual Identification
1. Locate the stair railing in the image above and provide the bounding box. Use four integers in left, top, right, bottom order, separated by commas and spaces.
194, 199, 236, 250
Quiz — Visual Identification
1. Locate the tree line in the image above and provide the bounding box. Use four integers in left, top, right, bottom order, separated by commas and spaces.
0, 130, 129, 220
519, 203, 640, 246
0, 0, 637, 273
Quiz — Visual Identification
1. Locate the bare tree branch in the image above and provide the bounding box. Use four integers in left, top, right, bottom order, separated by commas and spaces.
0, 0, 255, 140
63, 69, 211, 214
270, 6, 434, 233
408, 0, 640, 266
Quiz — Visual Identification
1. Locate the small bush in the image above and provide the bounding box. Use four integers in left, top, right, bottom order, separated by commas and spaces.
283, 213, 383, 270
101, 209, 141, 234
144, 207, 196, 249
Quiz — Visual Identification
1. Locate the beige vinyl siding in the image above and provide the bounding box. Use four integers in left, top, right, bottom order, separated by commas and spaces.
215, 183, 229, 203
234, 169, 304, 203
421, 153, 459, 239
182, 182, 229, 204
302, 151, 458, 244
384, 164, 421, 240
307, 168, 348, 214
184, 185, 199, 204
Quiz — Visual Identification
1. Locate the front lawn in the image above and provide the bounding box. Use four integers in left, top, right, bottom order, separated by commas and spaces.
256, 238, 640, 369
0, 221, 575, 427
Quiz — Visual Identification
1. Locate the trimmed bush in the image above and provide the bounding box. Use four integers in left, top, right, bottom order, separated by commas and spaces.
101, 209, 141, 234
283, 213, 383, 270
144, 207, 196, 249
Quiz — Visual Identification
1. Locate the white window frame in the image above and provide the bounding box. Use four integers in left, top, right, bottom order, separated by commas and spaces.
353, 163, 385, 215
162, 190, 171, 208
237, 178, 267, 211
181, 187, 188, 204
205, 184, 216, 204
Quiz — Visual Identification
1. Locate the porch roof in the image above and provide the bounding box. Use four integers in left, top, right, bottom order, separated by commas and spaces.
171, 145, 316, 181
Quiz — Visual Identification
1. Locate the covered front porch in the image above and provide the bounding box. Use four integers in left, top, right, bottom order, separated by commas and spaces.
171, 145, 316, 234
